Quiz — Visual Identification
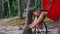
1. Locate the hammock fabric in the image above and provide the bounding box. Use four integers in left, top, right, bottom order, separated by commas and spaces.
42, 0, 51, 10
42, 0, 60, 21
35, 0, 60, 29
47, 0, 60, 21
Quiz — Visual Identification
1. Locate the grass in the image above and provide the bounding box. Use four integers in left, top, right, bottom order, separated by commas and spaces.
2, 17, 51, 26
3, 19, 25, 26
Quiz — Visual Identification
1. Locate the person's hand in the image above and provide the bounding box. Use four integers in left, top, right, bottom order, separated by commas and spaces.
27, 24, 34, 29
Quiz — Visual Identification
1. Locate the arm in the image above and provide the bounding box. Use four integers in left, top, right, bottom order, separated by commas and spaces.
29, 12, 48, 28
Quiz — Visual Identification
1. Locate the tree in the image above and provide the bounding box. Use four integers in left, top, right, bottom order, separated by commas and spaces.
24, 0, 27, 9
9, 0, 12, 7
18, 0, 23, 19
7, 0, 11, 17
23, 0, 34, 34
9, 0, 16, 8
0, 0, 4, 19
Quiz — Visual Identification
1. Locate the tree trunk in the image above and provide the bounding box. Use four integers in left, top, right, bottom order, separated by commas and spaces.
18, 0, 23, 19
23, 0, 34, 34
37, 0, 41, 4
7, 0, 11, 17
9, 0, 12, 8
0, 0, 4, 19
24, 0, 27, 9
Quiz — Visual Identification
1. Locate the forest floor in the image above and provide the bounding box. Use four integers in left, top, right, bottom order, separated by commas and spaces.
0, 16, 25, 34
0, 16, 25, 26
0, 16, 60, 34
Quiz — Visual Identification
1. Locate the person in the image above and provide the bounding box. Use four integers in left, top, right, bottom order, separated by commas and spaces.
34, 8, 43, 29
28, 0, 60, 29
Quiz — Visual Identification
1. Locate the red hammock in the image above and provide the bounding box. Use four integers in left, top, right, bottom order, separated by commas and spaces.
42, 0, 52, 10
42, 0, 60, 21
35, 0, 60, 29
47, 0, 60, 21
